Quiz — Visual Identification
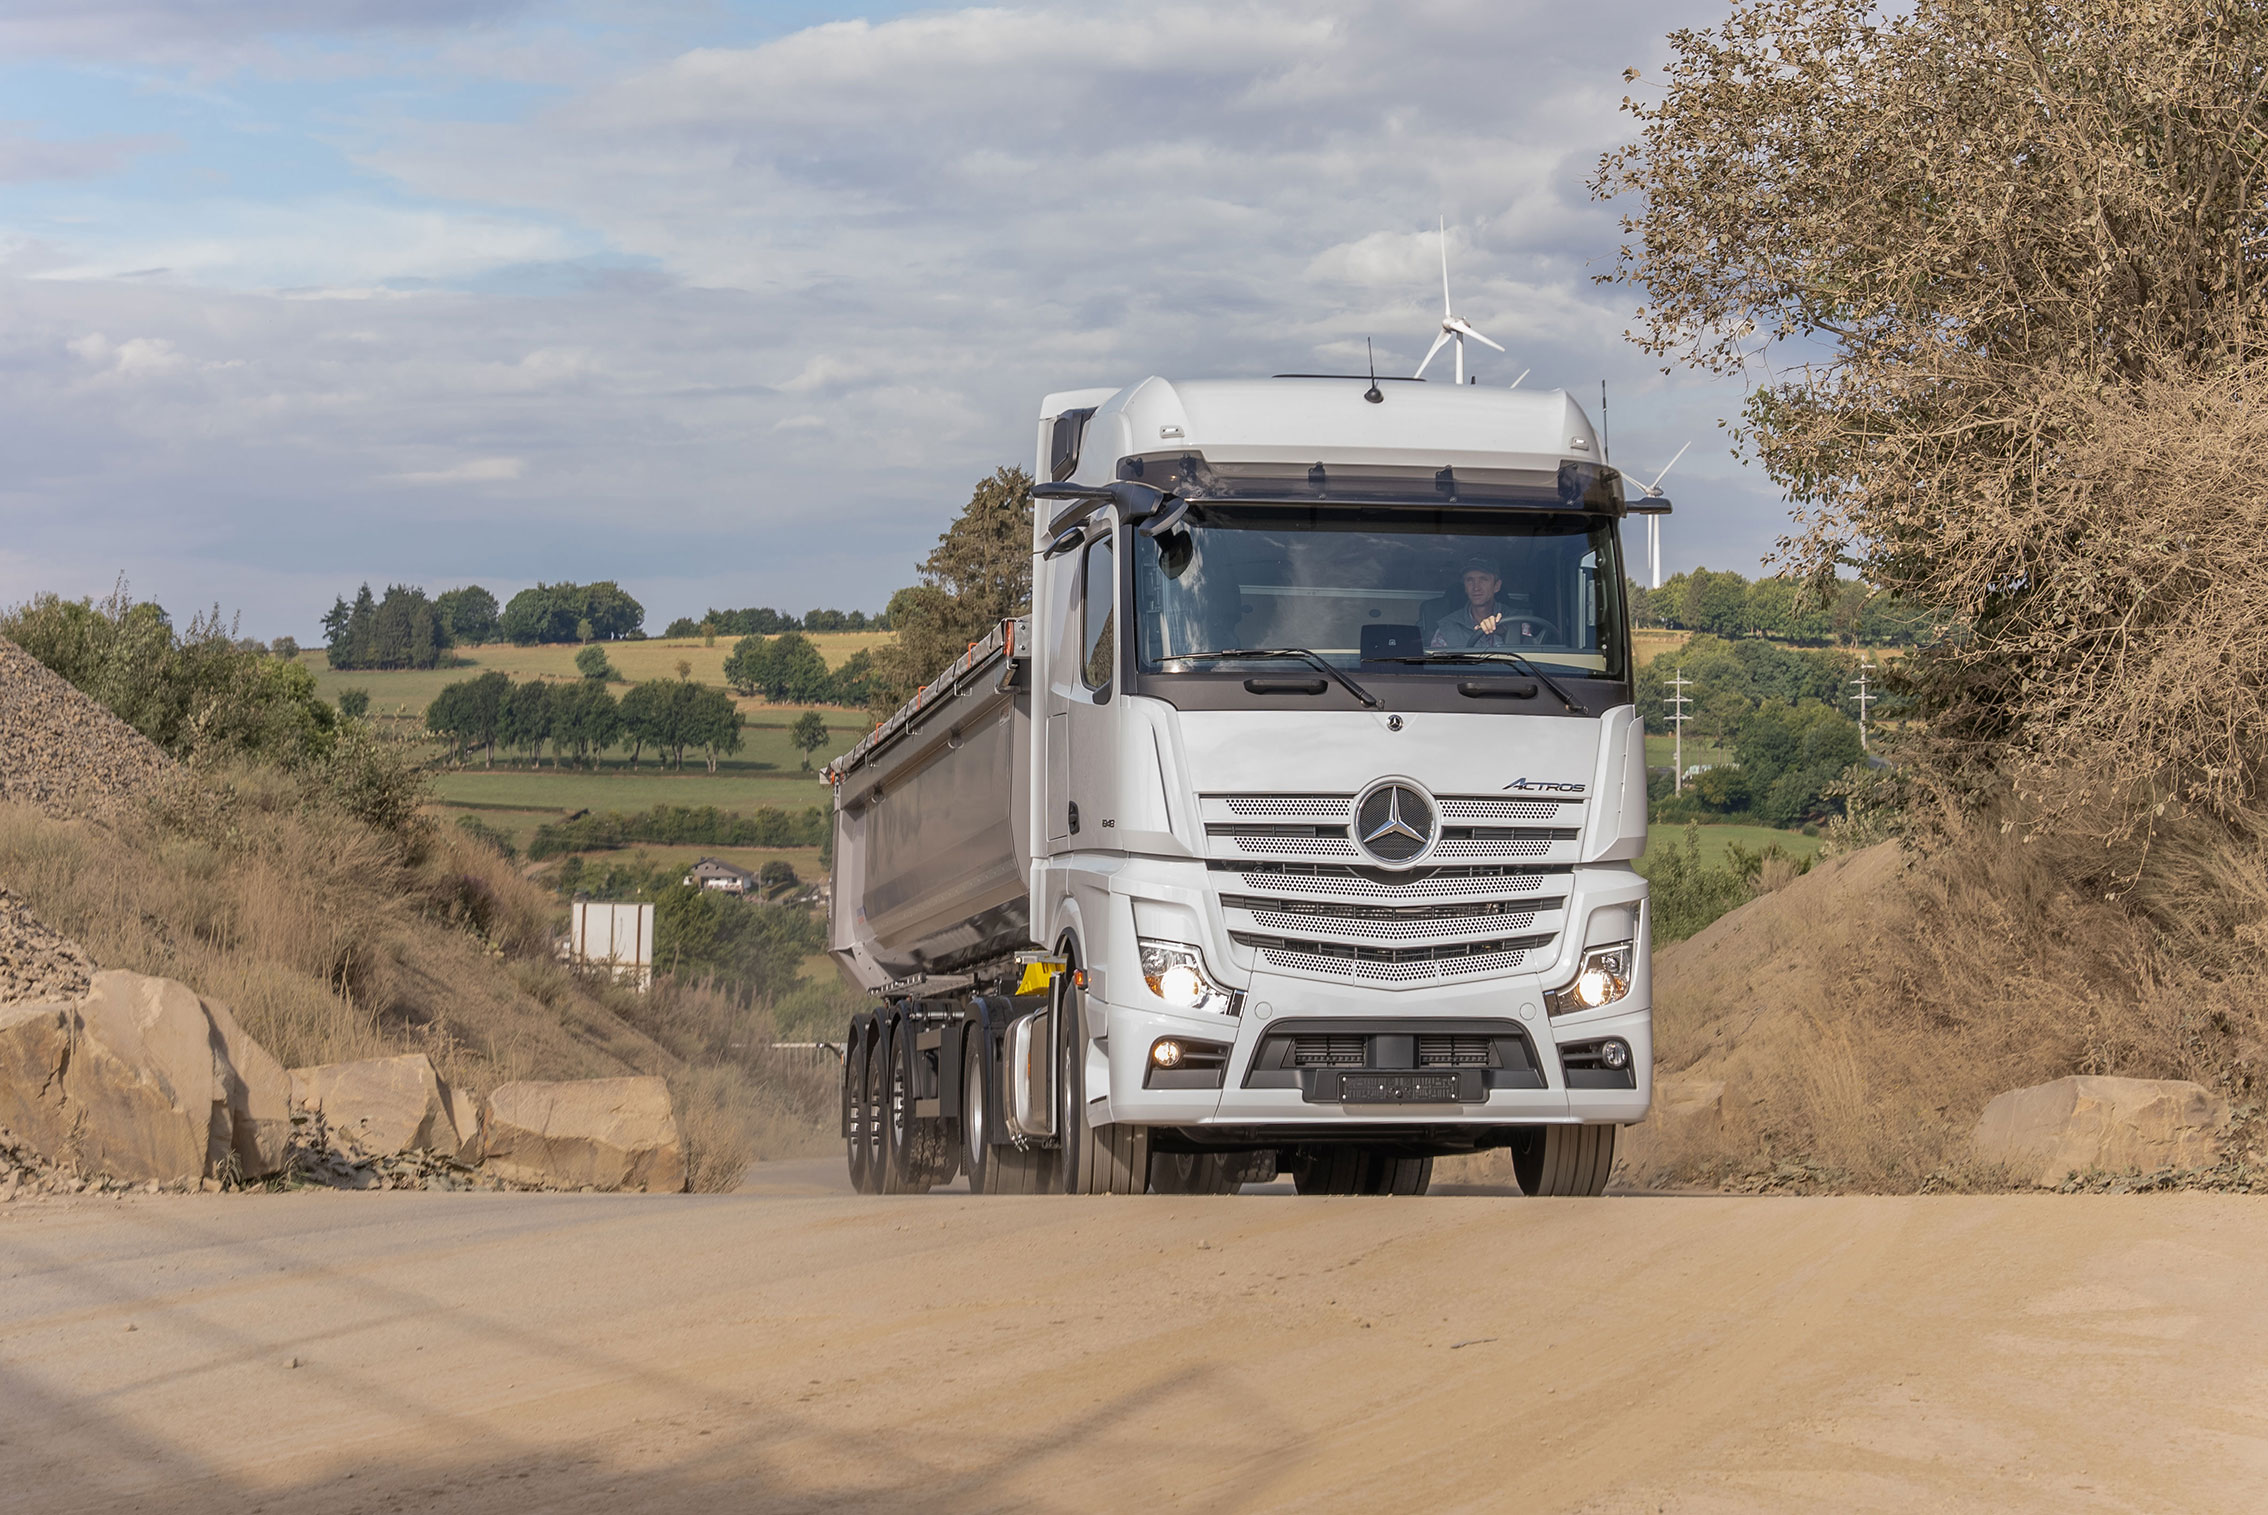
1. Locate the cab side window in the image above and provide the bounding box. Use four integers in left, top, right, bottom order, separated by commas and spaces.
1081, 535, 1115, 694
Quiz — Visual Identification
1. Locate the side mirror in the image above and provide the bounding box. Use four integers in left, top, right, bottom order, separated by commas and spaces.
1041, 525, 1087, 560
1629, 496, 1673, 516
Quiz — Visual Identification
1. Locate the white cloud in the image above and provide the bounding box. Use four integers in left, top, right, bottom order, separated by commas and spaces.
395, 456, 525, 484
0, 0, 1784, 639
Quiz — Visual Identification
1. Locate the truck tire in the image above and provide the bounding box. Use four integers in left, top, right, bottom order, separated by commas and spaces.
1057, 973, 1148, 1196
965, 1022, 1050, 1194
1148, 1151, 1243, 1195
1290, 1146, 1366, 1195
1381, 1155, 1433, 1195
1511, 1125, 1617, 1197
875, 1024, 930, 1195
844, 1023, 877, 1195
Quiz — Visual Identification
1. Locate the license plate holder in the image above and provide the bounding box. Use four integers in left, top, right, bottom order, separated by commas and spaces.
1302, 1068, 1485, 1104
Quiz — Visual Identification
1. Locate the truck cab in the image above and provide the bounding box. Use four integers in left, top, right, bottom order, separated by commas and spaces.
828, 375, 1653, 1197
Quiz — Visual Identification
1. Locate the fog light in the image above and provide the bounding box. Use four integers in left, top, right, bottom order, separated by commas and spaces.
1600, 1039, 1630, 1070
1151, 1039, 1185, 1069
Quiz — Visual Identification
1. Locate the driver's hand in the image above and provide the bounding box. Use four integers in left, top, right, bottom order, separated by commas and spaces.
1477, 613, 1501, 634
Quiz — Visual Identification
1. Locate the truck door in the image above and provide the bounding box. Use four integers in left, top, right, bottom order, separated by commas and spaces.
1044, 529, 1120, 851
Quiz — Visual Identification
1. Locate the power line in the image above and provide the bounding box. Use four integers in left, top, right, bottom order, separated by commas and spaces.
1849, 655, 1877, 752
1664, 666, 1694, 793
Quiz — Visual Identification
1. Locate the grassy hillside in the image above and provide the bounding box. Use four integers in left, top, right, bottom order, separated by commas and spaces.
305, 631, 889, 720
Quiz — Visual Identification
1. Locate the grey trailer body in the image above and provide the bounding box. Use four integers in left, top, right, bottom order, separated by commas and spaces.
826, 376, 1657, 1197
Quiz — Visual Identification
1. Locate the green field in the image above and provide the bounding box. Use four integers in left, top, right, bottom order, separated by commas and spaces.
1643, 734, 1732, 772
1638, 821, 1820, 871
307, 631, 890, 724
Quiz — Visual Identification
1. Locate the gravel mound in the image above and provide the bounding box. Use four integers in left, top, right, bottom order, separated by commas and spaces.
0, 635, 175, 820
0, 888, 93, 1005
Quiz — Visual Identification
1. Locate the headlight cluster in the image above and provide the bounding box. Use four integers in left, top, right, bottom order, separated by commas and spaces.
1551, 940, 1633, 1015
1138, 939, 1238, 1015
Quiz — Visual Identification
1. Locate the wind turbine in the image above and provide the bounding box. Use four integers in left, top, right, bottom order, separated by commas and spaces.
1629, 440, 1692, 589
1414, 217, 1505, 385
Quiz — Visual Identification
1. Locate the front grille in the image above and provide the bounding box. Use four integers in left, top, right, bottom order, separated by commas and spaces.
1223, 795, 1352, 819
1224, 894, 1553, 942
1289, 1034, 1366, 1067
1417, 1035, 1494, 1067
1213, 860, 1568, 901
1437, 798, 1578, 822
1235, 930, 1550, 984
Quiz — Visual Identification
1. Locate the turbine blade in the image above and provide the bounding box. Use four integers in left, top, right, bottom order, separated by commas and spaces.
1444, 316, 1507, 353
1508, 368, 1531, 389
1414, 328, 1451, 379
1440, 215, 1452, 314
1647, 439, 1694, 494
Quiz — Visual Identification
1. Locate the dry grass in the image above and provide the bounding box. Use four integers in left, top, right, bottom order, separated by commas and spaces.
1622, 809, 2268, 1192
0, 767, 838, 1189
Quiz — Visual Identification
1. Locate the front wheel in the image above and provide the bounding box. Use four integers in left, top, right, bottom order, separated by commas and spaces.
1057, 971, 1147, 1195
1510, 1125, 1616, 1196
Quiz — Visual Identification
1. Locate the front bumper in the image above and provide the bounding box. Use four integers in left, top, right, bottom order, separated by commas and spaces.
1090, 985, 1652, 1131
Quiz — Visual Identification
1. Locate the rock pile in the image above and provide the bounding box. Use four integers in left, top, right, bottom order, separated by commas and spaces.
0, 634, 176, 820
483, 1076, 685, 1193
0, 888, 94, 1006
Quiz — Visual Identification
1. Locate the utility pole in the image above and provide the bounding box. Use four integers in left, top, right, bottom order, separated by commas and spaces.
1664, 667, 1694, 793
1849, 655, 1876, 752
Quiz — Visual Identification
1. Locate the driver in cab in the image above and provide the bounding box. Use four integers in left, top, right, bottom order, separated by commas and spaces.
1430, 558, 1545, 650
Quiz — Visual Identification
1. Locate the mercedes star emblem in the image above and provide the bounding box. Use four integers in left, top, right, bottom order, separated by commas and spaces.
1353, 781, 1437, 866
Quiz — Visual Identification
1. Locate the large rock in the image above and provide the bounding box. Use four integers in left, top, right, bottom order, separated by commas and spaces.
204, 995, 291, 1178
292, 1053, 458, 1157
0, 971, 293, 1184
0, 1001, 75, 1153
71, 971, 227, 1182
482, 1077, 685, 1193
440, 1079, 485, 1164
1973, 1076, 2230, 1186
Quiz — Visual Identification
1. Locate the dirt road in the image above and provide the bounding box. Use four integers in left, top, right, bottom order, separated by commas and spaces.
4, 1165, 2264, 1513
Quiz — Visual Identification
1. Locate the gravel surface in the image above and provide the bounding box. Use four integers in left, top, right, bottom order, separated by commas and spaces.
0, 634, 175, 820
0, 888, 93, 1006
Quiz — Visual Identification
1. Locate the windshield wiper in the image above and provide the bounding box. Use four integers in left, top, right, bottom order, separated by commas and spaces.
1370, 651, 1583, 712
1171, 648, 1383, 709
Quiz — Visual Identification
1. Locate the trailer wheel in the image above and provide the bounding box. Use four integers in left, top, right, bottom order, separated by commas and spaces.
852, 1025, 884, 1197
1510, 1125, 1617, 1197
843, 1020, 876, 1195
878, 1018, 937, 1195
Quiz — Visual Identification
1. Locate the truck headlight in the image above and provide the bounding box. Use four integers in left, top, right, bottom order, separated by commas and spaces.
1550, 941, 1632, 1015
1138, 940, 1237, 1015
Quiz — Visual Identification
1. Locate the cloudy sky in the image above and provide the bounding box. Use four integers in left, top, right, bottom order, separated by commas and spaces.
0, 0, 1774, 640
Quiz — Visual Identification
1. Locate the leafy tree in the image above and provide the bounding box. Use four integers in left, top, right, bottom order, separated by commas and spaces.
760, 632, 831, 704
324, 583, 450, 670
688, 685, 742, 773
500, 679, 555, 766
337, 688, 370, 719
270, 635, 300, 661
662, 617, 702, 639
722, 634, 769, 696
1598, 0, 2268, 828
826, 648, 876, 707
434, 585, 499, 645
3, 589, 340, 766
790, 710, 830, 770
574, 644, 614, 681
425, 670, 510, 766
618, 679, 671, 768
549, 679, 622, 769
498, 581, 644, 644
870, 465, 1033, 710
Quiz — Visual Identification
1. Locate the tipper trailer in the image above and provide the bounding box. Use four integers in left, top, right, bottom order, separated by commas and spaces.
824, 375, 1661, 1196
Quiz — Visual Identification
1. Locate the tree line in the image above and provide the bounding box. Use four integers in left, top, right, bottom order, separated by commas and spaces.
527, 802, 829, 861
425, 671, 743, 772
721, 632, 876, 706
1626, 570, 1932, 646
662, 606, 889, 638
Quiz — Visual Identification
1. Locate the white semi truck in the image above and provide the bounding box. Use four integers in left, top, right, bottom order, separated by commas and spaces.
824, 375, 1660, 1196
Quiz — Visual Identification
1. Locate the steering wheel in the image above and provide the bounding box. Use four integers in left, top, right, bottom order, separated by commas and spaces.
1479, 613, 1562, 647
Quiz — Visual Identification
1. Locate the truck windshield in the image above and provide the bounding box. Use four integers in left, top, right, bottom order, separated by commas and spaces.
1132, 505, 1625, 680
